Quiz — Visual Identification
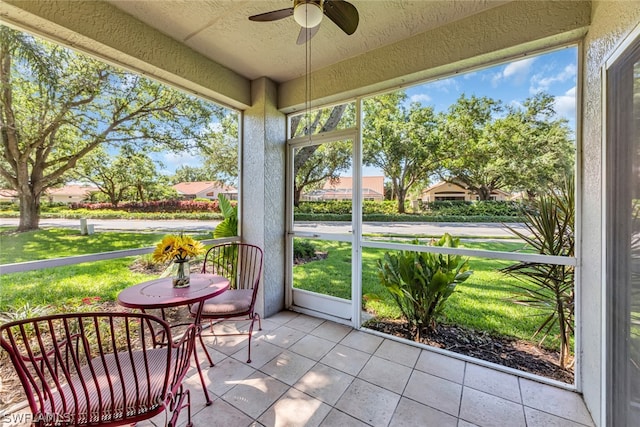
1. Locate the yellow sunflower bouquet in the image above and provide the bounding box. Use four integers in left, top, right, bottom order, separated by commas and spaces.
152, 234, 206, 263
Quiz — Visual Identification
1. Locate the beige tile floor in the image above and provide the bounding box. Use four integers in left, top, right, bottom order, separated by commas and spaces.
150, 311, 595, 427
2, 311, 595, 427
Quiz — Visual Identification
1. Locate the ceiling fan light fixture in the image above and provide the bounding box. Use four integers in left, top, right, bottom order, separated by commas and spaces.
293, 0, 323, 28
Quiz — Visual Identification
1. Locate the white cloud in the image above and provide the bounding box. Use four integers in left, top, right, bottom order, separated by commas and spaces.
491, 57, 536, 87
410, 93, 432, 103
554, 86, 577, 121
430, 77, 459, 93
504, 57, 536, 79
530, 63, 577, 94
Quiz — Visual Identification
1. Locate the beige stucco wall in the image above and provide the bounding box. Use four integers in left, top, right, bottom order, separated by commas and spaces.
0, 0, 251, 109
580, 1, 640, 425
242, 78, 286, 317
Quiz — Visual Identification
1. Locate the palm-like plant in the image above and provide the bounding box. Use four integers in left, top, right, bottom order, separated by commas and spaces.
213, 194, 238, 238
377, 234, 472, 341
501, 177, 574, 368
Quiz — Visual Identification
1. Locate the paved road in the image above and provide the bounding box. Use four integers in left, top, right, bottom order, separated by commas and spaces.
0, 217, 527, 237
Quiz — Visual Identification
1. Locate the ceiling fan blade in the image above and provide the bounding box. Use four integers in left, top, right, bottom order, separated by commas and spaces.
296, 25, 321, 45
248, 8, 294, 22
323, 0, 359, 35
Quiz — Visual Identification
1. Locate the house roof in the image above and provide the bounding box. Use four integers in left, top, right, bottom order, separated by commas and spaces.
47, 185, 98, 197
0, 189, 18, 199
423, 181, 510, 196
323, 176, 384, 196
173, 181, 236, 196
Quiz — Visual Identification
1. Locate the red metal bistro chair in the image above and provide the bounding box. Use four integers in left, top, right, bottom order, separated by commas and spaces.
191, 242, 263, 363
0, 312, 196, 427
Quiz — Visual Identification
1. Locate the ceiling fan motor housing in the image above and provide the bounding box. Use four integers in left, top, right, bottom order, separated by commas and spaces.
294, 0, 324, 28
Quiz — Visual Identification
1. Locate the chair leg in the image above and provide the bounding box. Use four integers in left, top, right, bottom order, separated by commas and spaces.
197, 331, 215, 367
170, 386, 190, 427
246, 313, 261, 363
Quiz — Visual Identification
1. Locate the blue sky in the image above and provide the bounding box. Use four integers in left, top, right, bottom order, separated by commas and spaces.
405, 46, 578, 129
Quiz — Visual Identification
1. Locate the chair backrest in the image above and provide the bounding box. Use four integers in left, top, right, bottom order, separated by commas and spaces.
201, 243, 263, 294
0, 311, 194, 427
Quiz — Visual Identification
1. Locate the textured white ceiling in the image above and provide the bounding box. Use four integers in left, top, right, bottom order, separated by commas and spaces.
107, 0, 507, 83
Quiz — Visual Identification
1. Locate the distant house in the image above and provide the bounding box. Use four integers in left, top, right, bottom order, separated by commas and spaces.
421, 181, 511, 202
47, 185, 98, 204
0, 189, 18, 203
172, 181, 237, 201
302, 176, 385, 201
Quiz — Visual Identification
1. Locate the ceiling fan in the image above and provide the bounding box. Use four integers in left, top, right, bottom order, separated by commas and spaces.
249, 0, 359, 45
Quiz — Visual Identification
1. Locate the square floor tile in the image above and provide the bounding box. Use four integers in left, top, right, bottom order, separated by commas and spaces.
293, 363, 354, 406
374, 339, 421, 368
464, 363, 521, 403
203, 333, 248, 356
459, 387, 525, 427
340, 330, 384, 354
252, 318, 281, 332
286, 315, 326, 333
335, 378, 401, 427
221, 371, 290, 419
231, 339, 282, 368
265, 311, 300, 324
257, 388, 332, 427
457, 421, 480, 427
319, 409, 370, 427
403, 370, 462, 417
260, 350, 316, 385
255, 325, 306, 348
524, 406, 592, 427
289, 334, 336, 361
181, 375, 219, 413
196, 356, 257, 397
191, 342, 226, 370
519, 379, 594, 426
321, 344, 371, 376
311, 321, 353, 342
389, 397, 458, 427
414, 349, 466, 384
358, 355, 412, 394
180, 397, 255, 427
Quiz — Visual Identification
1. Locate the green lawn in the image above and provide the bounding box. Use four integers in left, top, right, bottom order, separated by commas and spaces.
0, 227, 208, 264
293, 239, 566, 350
0, 228, 209, 309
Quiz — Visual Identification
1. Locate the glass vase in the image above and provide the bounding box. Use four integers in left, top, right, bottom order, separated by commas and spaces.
171, 258, 190, 288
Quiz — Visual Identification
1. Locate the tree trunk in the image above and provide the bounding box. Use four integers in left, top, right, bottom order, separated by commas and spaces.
18, 192, 41, 231
397, 187, 406, 214
477, 186, 492, 200
293, 186, 302, 207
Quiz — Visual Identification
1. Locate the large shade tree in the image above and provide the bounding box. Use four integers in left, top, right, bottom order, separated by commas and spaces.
0, 26, 224, 230
491, 93, 575, 197
75, 147, 173, 205
439, 93, 574, 199
363, 91, 441, 213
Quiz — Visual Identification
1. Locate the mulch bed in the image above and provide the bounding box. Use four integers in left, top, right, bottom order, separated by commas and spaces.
364, 318, 574, 384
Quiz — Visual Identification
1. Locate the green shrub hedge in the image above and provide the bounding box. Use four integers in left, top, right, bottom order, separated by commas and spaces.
423, 200, 523, 217
295, 200, 406, 215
